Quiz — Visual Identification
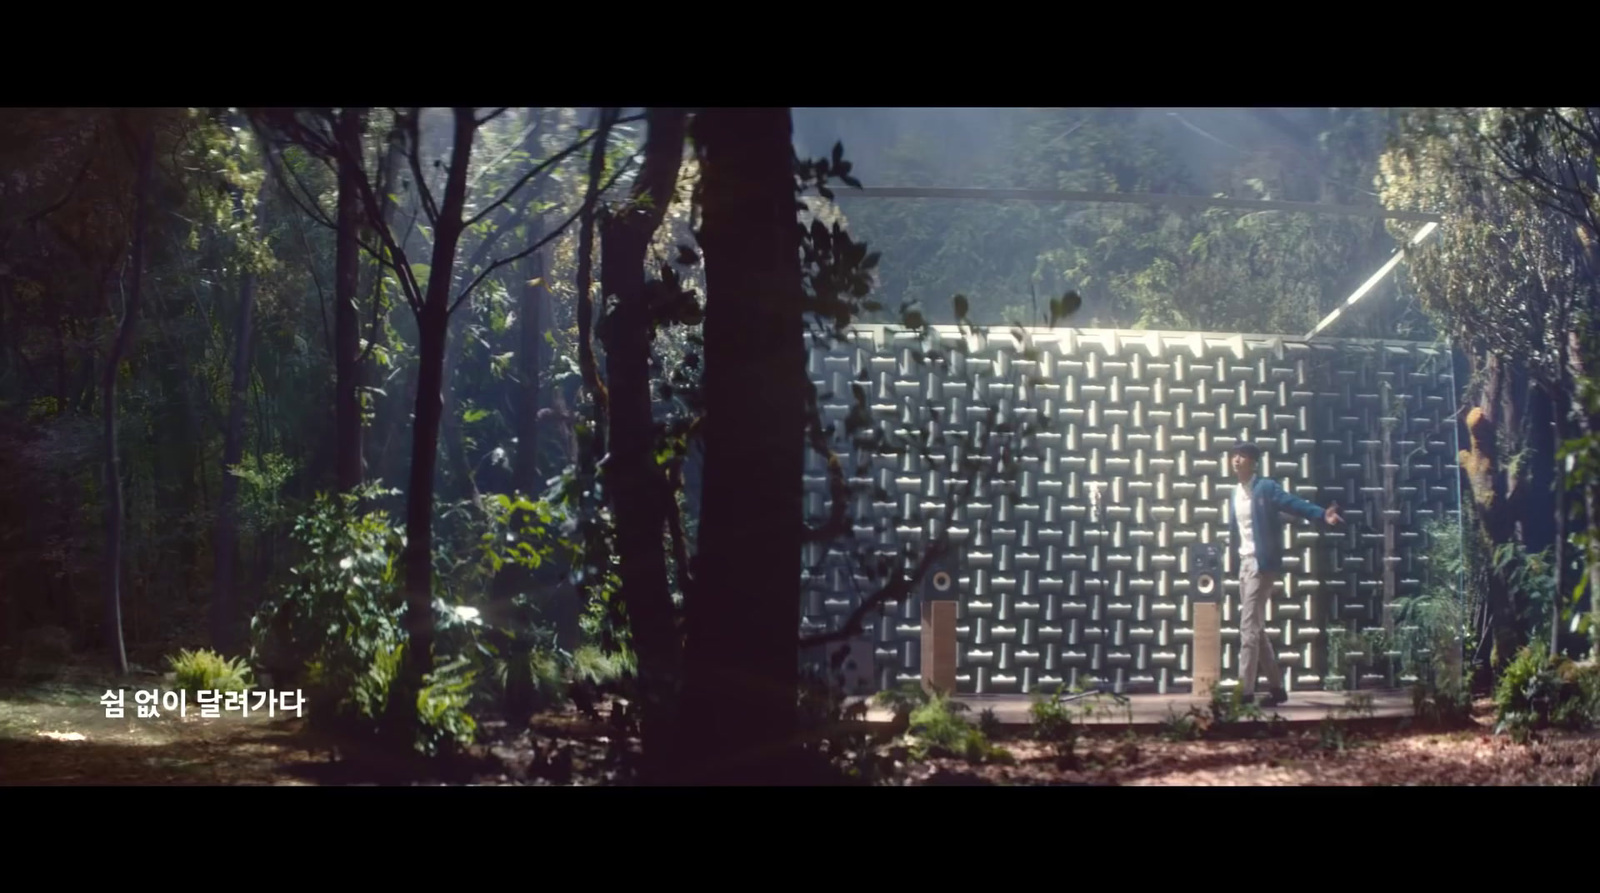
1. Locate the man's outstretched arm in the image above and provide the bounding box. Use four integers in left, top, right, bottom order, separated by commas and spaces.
1266, 480, 1327, 522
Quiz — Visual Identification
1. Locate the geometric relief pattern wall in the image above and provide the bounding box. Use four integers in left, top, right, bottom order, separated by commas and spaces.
800, 325, 1462, 696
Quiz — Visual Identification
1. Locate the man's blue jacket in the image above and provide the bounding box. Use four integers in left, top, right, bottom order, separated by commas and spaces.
1225, 476, 1326, 574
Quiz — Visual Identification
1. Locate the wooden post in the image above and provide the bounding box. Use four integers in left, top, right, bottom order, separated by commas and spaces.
921, 600, 957, 695
1192, 601, 1221, 700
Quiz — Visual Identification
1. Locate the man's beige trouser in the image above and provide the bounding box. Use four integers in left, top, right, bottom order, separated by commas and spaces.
1237, 557, 1279, 697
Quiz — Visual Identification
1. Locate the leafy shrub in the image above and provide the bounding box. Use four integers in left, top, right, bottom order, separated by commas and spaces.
499, 637, 567, 728
571, 643, 633, 687
249, 484, 404, 700
977, 707, 1001, 738
1207, 687, 1263, 726
872, 683, 931, 722
248, 484, 482, 755
1029, 687, 1079, 759
907, 692, 1010, 763
166, 648, 253, 695
1160, 707, 1202, 741
1494, 642, 1600, 741
416, 656, 477, 756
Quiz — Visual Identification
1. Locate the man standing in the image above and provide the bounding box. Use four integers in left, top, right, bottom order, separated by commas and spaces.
1225, 442, 1343, 706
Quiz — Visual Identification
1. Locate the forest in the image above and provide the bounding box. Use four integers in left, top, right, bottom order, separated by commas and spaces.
1, 107, 1598, 786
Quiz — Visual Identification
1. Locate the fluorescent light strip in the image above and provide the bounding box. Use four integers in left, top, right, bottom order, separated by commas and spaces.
1306, 221, 1440, 339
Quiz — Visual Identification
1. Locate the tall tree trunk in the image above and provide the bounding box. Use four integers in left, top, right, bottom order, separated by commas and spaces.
1552, 387, 1568, 655
1524, 381, 1557, 648
1460, 349, 1531, 680
682, 108, 806, 783
102, 124, 155, 675
575, 111, 616, 451
367, 129, 407, 486
438, 310, 477, 505
562, 107, 616, 674
1570, 330, 1600, 660
513, 247, 548, 497
211, 181, 264, 655
599, 107, 686, 780
335, 107, 368, 494
396, 108, 476, 722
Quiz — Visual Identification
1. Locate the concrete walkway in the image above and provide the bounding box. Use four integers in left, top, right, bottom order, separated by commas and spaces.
854, 688, 1414, 727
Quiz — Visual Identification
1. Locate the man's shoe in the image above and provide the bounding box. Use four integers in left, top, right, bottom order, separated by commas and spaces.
1235, 692, 1257, 707
1261, 688, 1288, 707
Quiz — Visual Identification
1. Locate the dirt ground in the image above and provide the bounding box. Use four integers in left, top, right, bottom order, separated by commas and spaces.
903, 720, 1600, 786
0, 664, 638, 786
3, 666, 1598, 785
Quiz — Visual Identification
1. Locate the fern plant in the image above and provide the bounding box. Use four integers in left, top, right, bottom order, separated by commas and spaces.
166, 648, 253, 695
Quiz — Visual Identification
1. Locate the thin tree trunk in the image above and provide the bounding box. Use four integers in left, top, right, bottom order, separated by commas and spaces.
367, 129, 407, 486
599, 107, 686, 780
211, 181, 264, 655
1560, 329, 1600, 659
563, 108, 617, 674
681, 107, 806, 784
438, 310, 477, 505
575, 110, 616, 449
1553, 389, 1567, 655
396, 108, 476, 719
335, 107, 367, 494
513, 247, 547, 497
103, 125, 156, 675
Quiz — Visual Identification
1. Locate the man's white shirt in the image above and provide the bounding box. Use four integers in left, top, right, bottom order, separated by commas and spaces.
1233, 477, 1256, 560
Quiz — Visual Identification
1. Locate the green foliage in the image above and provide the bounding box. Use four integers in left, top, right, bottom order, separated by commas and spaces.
166, 648, 253, 695
906, 692, 1011, 764
1493, 541, 1559, 649
416, 656, 477, 757
863, 685, 1011, 765
1493, 642, 1600, 742
1394, 518, 1473, 685
1558, 371, 1600, 653
478, 492, 562, 576
1208, 687, 1265, 726
249, 482, 403, 693
571, 643, 634, 687
1159, 707, 1202, 742
1410, 679, 1474, 727
1317, 716, 1350, 753
246, 483, 454, 752
839, 108, 1399, 335
871, 683, 931, 722
228, 453, 297, 538
976, 707, 1001, 738
1028, 687, 1080, 760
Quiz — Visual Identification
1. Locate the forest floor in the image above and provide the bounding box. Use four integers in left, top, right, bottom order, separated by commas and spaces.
2, 662, 1599, 785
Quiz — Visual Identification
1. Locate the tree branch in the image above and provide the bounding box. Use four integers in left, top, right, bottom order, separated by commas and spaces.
801, 382, 851, 544
448, 150, 638, 316
290, 205, 334, 360
402, 109, 440, 226
256, 141, 338, 231
797, 519, 957, 650
467, 119, 541, 196
306, 117, 425, 315
665, 458, 694, 599
463, 126, 599, 229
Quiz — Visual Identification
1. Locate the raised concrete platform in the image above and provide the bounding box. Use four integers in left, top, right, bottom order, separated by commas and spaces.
852, 688, 1414, 728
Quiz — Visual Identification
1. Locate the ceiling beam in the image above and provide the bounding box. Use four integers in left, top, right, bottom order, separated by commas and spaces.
835, 186, 1442, 224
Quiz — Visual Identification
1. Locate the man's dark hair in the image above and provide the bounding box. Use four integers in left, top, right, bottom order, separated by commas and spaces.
1231, 442, 1262, 462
